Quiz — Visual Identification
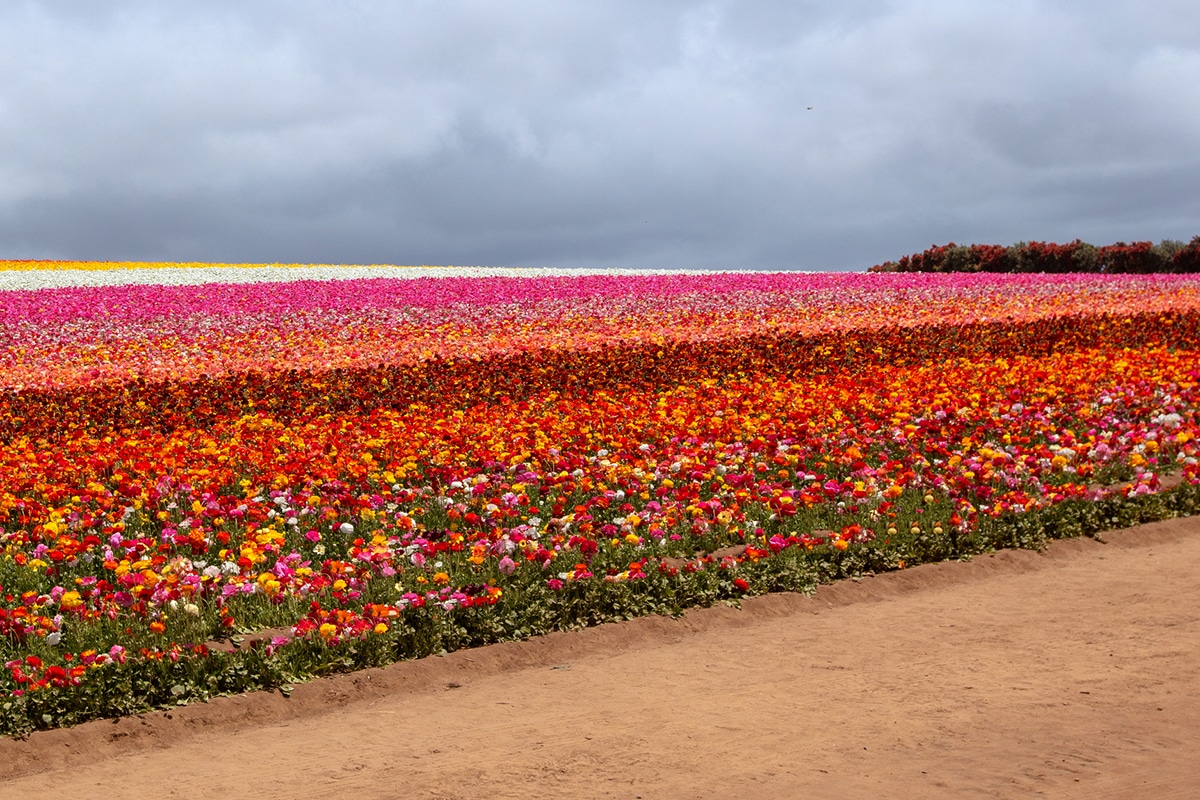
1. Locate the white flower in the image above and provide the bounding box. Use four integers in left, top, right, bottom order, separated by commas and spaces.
16, 265, 667, 291
339, 522, 355, 535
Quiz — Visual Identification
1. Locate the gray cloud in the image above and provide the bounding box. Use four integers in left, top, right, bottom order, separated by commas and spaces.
1, 1, 1198, 269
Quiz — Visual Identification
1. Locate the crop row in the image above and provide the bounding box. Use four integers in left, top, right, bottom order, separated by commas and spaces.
2, 269, 1199, 735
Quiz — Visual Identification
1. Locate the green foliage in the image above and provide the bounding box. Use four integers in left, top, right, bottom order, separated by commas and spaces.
870, 237, 1199, 273
5, 482, 1195, 738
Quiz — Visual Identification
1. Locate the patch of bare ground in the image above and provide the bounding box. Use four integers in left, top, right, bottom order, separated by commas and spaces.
3, 516, 1199, 799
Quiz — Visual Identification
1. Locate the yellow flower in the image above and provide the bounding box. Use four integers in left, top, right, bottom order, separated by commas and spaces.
432, 571, 450, 585
318, 623, 338, 639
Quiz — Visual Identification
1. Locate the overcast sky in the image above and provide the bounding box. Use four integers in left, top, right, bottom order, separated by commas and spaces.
1, 1, 1198, 270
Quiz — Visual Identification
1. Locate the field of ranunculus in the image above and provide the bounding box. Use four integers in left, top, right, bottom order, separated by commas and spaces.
2, 262, 1199, 736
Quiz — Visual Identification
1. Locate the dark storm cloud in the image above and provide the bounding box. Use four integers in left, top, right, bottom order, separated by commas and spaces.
1, 1, 1198, 269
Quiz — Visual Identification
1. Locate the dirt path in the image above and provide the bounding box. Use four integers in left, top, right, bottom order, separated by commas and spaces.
4, 518, 1199, 800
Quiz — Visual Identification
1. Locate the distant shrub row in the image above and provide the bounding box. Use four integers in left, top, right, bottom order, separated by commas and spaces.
869, 236, 1200, 274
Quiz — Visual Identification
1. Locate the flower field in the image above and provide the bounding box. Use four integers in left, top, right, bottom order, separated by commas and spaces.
2, 262, 1199, 735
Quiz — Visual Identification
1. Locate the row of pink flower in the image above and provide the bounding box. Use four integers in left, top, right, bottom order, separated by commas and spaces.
3, 272, 1199, 392
3, 271, 1199, 323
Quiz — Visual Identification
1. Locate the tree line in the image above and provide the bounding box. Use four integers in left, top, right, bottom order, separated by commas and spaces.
869, 237, 1200, 273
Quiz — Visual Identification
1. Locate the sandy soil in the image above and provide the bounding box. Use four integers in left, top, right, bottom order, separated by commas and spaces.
3, 517, 1199, 800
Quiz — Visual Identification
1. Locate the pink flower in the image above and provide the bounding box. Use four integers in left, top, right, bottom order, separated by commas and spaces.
498, 556, 516, 575
547, 578, 564, 591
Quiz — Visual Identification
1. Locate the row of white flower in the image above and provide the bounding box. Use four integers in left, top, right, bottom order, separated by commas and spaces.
0, 264, 737, 291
